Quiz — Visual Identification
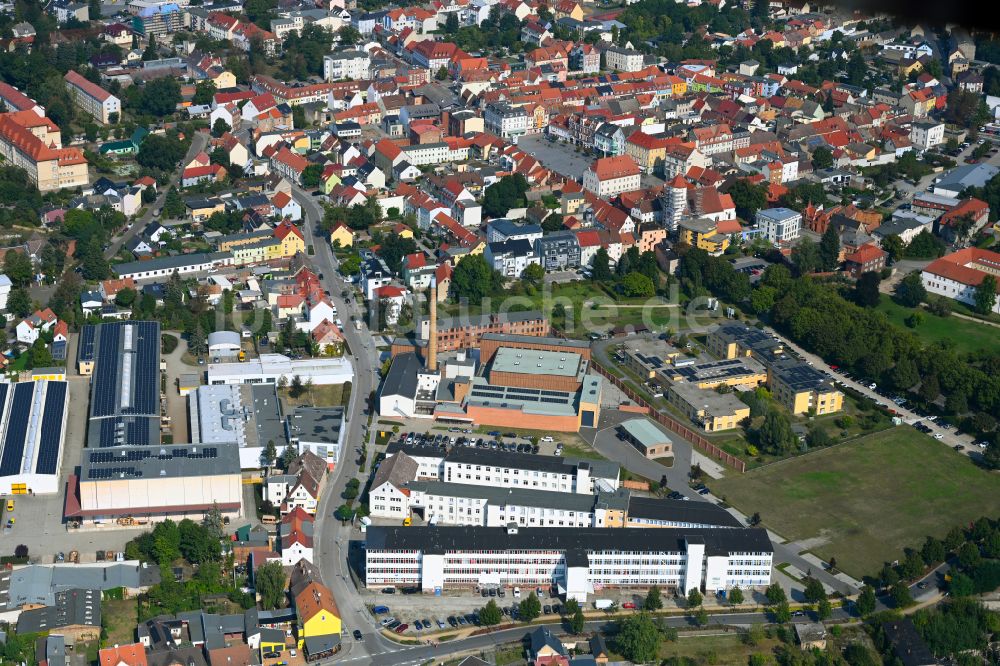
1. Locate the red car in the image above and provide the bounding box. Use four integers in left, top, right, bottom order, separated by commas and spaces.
394, 624, 409, 633
622, 602, 636, 609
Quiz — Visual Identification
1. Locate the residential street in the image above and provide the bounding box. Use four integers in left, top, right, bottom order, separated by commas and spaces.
104, 131, 210, 260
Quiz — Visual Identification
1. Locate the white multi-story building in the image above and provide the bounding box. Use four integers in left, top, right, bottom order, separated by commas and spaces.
909, 121, 945, 151
603, 46, 644, 72
364, 525, 773, 599
323, 50, 371, 81
755, 207, 802, 244
374, 480, 744, 529
380, 445, 620, 495
583, 155, 642, 198
921, 248, 1000, 315
64, 70, 120, 124
484, 102, 530, 142
484, 239, 539, 278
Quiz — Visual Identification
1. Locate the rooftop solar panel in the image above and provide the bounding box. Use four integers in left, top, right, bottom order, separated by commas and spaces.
0, 383, 34, 476
34, 382, 67, 475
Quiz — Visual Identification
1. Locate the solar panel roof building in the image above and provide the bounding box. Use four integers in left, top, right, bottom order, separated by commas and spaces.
0, 380, 70, 495
84, 321, 162, 448
77, 442, 242, 521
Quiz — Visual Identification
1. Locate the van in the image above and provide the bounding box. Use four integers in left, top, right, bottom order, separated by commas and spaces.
513, 587, 521, 598
594, 599, 614, 610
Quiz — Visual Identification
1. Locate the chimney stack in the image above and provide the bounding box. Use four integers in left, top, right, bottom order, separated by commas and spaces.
428, 277, 438, 372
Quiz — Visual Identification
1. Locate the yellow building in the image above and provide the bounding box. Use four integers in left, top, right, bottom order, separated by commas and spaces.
706, 323, 783, 361
218, 229, 273, 253
667, 382, 751, 432
295, 582, 341, 657
211, 70, 237, 89
658, 357, 768, 391
275, 220, 306, 256
768, 359, 844, 416
329, 223, 354, 248
188, 198, 226, 222
678, 217, 730, 254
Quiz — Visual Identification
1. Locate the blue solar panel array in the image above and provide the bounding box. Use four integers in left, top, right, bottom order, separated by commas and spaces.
78, 325, 96, 363
35, 382, 67, 475
0, 383, 34, 476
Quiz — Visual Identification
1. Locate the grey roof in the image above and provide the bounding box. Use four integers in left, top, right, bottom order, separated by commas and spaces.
249, 384, 288, 450
388, 441, 620, 481
287, 406, 344, 445
6, 563, 160, 608
364, 525, 773, 557
43, 634, 66, 666
934, 163, 999, 192
372, 450, 419, 490
17, 589, 101, 633
479, 333, 590, 351
875, 214, 932, 237
530, 627, 566, 658
114, 251, 233, 276
770, 358, 836, 393
406, 480, 611, 512
147, 647, 209, 666
487, 238, 535, 258
488, 218, 542, 237
379, 352, 422, 400
627, 496, 743, 527
303, 634, 341, 656
81, 442, 241, 482
619, 418, 671, 448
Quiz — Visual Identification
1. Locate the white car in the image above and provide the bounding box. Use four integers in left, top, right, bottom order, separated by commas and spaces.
934, 433, 944, 440
541, 436, 554, 442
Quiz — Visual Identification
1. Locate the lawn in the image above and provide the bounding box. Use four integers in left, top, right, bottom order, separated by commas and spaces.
651, 633, 782, 664
279, 382, 350, 410
103, 598, 139, 646
711, 426, 1000, 578
877, 295, 1000, 355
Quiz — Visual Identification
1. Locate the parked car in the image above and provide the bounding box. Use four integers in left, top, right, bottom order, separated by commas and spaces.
622, 601, 636, 609
394, 624, 409, 634
372, 605, 390, 614
353, 630, 363, 641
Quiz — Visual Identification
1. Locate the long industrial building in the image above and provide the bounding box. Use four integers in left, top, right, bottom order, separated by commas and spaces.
64, 442, 242, 524
206, 353, 353, 386
364, 525, 773, 599
382, 443, 620, 494
0, 381, 69, 495
371, 479, 743, 530
79, 321, 162, 448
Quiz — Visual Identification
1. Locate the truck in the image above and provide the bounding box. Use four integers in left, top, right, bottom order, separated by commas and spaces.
594, 599, 614, 610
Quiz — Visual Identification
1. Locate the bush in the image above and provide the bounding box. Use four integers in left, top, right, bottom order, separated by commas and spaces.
161, 333, 179, 354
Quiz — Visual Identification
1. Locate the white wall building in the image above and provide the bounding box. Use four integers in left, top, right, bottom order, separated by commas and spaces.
323, 50, 371, 81
206, 353, 353, 386
909, 121, 945, 151
484, 103, 530, 141
755, 207, 802, 244
583, 156, 642, 198
0, 380, 69, 496
364, 525, 773, 600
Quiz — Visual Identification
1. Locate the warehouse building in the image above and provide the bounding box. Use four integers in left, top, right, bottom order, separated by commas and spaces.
364, 525, 773, 599
80, 321, 162, 448
64, 441, 242, 525
207, 353, 353, 386
415, 311, 550, 353
189, 384, 288, 469
0, 380, 69, 495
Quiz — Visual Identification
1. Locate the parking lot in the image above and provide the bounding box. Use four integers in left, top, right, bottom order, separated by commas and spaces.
388, 429, 566, 458
517, 134, 665, 189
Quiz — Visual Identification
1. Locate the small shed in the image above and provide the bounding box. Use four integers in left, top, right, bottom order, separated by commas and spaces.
207, 330, 241, 357
617, 418, 673, 459
795, 622, 827, 651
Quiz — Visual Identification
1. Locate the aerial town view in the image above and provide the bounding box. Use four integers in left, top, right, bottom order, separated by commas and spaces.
0, 0, 999, 662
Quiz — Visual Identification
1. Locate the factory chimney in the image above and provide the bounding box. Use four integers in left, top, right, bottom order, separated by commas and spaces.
428, 277, 438, 372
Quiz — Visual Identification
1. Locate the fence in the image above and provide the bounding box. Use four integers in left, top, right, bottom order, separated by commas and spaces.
590, 359, 747, 473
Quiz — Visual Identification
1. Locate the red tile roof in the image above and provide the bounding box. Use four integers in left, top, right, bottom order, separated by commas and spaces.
64, 70, 114, 103
589, 155, 639, 180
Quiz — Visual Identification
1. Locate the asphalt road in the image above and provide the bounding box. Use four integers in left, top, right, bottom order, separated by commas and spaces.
286, 184, 397, 660
104, 131, 210, 260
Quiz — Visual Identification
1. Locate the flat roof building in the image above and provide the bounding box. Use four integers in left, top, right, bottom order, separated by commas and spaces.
365, 525, 773, 599
659, 357, 767, 390
207, 353, 353, 386
0, 380, 69, 495
768, 359, 843, 416
188, 384, 288, 469
65, 441, 242, 524
667, 382, 751, 433
617, 418, 672, 459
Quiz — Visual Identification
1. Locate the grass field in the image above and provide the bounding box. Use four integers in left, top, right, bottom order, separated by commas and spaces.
651, 633, 782, 664
877, 296, 1000, 355
279, 383, 350, 410
711, 427, 1000, 578
103, 598, 138, 645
